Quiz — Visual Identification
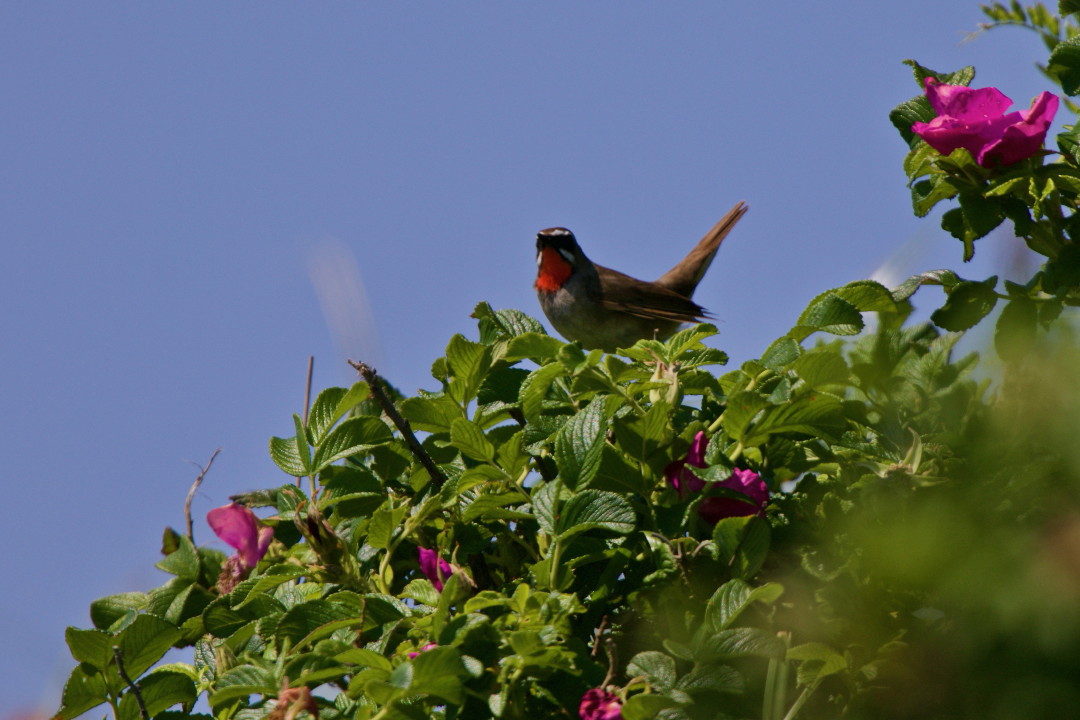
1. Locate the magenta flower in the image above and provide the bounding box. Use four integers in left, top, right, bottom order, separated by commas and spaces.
408, 642, 437, 659
911, 78, 1058, 167
417, 547, 453, 591
207, 503, 273, 569
578, 688, 622, 720
665, 431, 709, 497
698, 467, 769, 525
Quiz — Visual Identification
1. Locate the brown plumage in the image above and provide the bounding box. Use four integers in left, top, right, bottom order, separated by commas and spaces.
534, 202, 747, 352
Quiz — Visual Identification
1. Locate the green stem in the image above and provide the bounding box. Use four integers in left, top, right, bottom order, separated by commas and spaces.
781, 679, 821, 720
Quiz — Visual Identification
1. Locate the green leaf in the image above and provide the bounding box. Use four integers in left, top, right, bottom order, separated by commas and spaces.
1050, 34, 1080, 95
308, 383, 371, 443
123, 668, 197, 717
408, 647, 469, 704
732, 515, 772, 578
312, 416, 394, 471
65, 626, 114, 670
473, 302, 546, 341
519, 362, 566, 424
462, 491, 532, 522
760, 337, 800, 371
696, 627, 787, 661
276, 598, 358, 647
621, 694, 683, 720
449, 417, 495, 462
676, 664, 745, 694
912, 175, 960, 217
445, 334, 492, 405
155, 534, 200, 581
1063, 0, 1080, 18
90, 593, 148, 630
555, 489, 636, 540
553, 397, 608, 490
117, 614, 183, 678
627, 651, 677, 691
531, 481, 559, 535
791, 291, 863, 340
399, 394, 463, 433
722, 391, 770, 442
209, 664, 278, 708
930, 278, 999, 332
995, 296, 1038, 362
269, 433, 309, 477
834, 280, 898, 313
746, 393, 845, 445
793, 350, 850, 389
504, 332, 566, 361
56, 664, 107, 720
787, 642, 848, 685
705, 578, 783, 632
891, 269, 961, 302
612, 402, 671, 464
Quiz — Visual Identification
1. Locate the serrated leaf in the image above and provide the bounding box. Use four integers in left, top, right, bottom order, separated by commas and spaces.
931, 279, 999, 332
519, 362, 566, 424
791, 292, 863, 340
675, 663, 745, 694
621, 694, 683, 720
155, 534, 200, 581
408, 647, 469, 704
531, 481, 559, 535
834, 280, 898, 313
891, 269, 961, 302
504, 332, 565, 361
747, 393, 845, 444
399, 394, 463, 433
308, 383, 371, 443
555, 489, 636, 540
312, 416, 394, 471
65, 627, 114, 670
705, 578, 783, 632
793, 350, 850, 389
126, 669, 197, 716
117, 614, 182, 678
787, 642, 848, 685
473, 302, 547, 341
1050, 34, 1080, 96
56, 664, 107, 720
462, 491, 532, 522
449, 417, 495, 462
627, 651, 677, 691
209, 664, 278, 708
276, 598, 358, 647
445, 334, 492, 405
270, 434, 309, 476
553, 397, 608, 489
760, 336, 800, 370
612, 402, 671, 463
722, 391, 770, 441
695, 627, 787, 661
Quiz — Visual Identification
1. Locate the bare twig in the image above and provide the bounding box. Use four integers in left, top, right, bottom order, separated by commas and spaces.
299, 355, 315, 489
185, 448, 222, 542
348, 360, 448, 488
113, 646, 149, 720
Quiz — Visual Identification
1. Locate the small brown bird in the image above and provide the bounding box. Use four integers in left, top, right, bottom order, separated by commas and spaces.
534, 202, 748, 352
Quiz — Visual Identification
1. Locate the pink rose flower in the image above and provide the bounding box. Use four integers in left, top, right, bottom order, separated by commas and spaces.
911, 77, 1058, 167
578, 688, 622, 720
698, 467, 769, 524
417, 547, 453, 591
408, 642, 437, 659
665, 431, 708, 497
207, 503, 273, 569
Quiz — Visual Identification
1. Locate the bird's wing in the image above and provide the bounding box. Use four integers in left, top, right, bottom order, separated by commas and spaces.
594, 266, 709, 324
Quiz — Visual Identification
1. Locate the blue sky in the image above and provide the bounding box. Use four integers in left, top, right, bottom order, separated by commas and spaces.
0, 3, 1052, 715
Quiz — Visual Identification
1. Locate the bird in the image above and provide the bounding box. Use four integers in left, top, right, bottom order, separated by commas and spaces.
534, 202, 748, 352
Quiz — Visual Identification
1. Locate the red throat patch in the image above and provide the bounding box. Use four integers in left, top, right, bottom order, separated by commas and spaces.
535, 247, 573, 292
